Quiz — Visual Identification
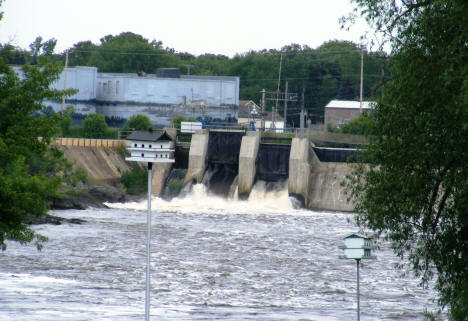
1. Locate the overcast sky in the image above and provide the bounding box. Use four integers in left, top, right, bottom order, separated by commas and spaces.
0, 0, 371, 56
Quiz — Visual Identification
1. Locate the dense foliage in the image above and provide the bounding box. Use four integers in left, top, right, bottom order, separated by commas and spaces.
346, 0, 468, 318
123, 114, 152, 131
3, 31, 388, 126
0, 5, 74, 249
82, 113, 108, 138
120, 167, 147, 195
328, 113, 374, 136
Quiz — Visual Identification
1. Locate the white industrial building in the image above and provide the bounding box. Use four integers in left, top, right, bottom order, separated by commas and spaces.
96, 73, 239, 106
12, 66, 239, 107
52, 66, 98, 101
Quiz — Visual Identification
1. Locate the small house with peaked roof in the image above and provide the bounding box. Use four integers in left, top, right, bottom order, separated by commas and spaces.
125, 130, 175, 163
237, 100, 285, 132
324, 100, 376, 128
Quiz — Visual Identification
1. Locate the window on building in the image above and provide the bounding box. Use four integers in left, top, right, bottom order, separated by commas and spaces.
149, 144, 152, 148
142, 144, 145, 148
160, 145, 163, 148
165, 154, 168, 158
141, 153, 144, 157
134, 143, 137, 147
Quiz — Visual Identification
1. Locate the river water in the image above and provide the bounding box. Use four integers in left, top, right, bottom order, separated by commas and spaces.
0, 182, 440, 320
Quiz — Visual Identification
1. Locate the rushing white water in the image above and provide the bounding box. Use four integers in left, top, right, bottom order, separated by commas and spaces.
0, 181, 442, 320
111, 181, 299, 214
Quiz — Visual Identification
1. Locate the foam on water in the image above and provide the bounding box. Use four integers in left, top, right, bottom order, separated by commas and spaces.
108, 180, 304, 215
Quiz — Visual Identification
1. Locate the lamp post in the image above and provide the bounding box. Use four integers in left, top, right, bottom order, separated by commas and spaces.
339, 234, 375, 321
125, 129, 175, 321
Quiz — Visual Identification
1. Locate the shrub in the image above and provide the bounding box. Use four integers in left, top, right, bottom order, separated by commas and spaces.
121, 168, 147, 195
83, 113, 108, 138
171, 116, 187, 129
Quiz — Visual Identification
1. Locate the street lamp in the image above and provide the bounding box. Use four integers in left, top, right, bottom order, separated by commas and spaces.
339, 233, 376, 321
125, 129, 175, 321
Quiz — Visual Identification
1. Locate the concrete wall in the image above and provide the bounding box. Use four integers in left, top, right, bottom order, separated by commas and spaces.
59, 146, 132, 184
308, 162, 354, 212
151, 163, 173, 197
97, 73, 239, 106
238, 131, 260, 199
288, 137, 355, 211
288, 138, 318, 207
183, 130, 210, 185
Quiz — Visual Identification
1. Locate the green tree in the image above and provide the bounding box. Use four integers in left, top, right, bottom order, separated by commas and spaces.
123, 114, 152, 131
42, 38, 57, 57
68, 41, 98, 66
345, 0, 468, 318
339, 113, 374, 136
86, 32, 182, 73
29, 36, 43, 64
0, 1, 73, 249
171, 116, 185, 129
59, 106, 75, 137
82, 113, 108, 138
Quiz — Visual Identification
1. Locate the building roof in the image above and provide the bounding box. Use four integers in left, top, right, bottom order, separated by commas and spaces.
344, 233, 367, 239
238, 100, 261, 118
126, 130, 172, 142
325, 100, 376, 109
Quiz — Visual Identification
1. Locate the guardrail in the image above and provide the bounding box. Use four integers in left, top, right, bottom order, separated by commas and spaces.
52, 138, 124, 147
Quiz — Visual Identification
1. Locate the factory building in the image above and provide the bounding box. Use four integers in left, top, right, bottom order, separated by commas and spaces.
13, 66, 239, 107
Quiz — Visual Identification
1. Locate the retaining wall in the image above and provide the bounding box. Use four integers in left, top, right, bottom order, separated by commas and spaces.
58, 145, 133, 184
53, 138, 123, 148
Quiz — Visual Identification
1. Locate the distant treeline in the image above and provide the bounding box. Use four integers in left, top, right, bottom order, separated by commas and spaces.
4, 32, 389, 125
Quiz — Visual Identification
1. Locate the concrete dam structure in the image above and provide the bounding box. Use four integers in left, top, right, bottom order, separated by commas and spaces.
182, 129, 355, 212
57, 130, 355, 212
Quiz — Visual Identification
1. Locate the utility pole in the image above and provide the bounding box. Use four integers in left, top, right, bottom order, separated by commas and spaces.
300, 83, 305, 138
185, 64, 193, 75
360, 48, 364, 114
62, 50, 69, 114
274, 54, 283, 130
284, 81, 288, 125
145, 162, 153, 321
261, 89, 266, 131
264, 86, 297, 131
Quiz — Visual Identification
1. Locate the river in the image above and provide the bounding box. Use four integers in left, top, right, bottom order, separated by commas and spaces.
0, 182, 440, 320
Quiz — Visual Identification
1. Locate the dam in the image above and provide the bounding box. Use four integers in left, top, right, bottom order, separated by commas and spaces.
164, 129, 355, 212
55, 129, 358, 212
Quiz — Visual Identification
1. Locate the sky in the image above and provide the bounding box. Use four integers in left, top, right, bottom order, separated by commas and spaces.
0, 0, 371, 57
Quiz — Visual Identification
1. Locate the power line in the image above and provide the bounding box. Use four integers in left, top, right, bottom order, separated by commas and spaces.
67, 48, 389, 59
240, 74, 385, 82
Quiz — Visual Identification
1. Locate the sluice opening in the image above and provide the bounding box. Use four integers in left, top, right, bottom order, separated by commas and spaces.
202, 163, 238, 197
256, 144, 291, 182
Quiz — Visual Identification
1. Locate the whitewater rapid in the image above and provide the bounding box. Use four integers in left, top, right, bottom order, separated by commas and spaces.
0, 180, 443, 320
107, 181, 302, 215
